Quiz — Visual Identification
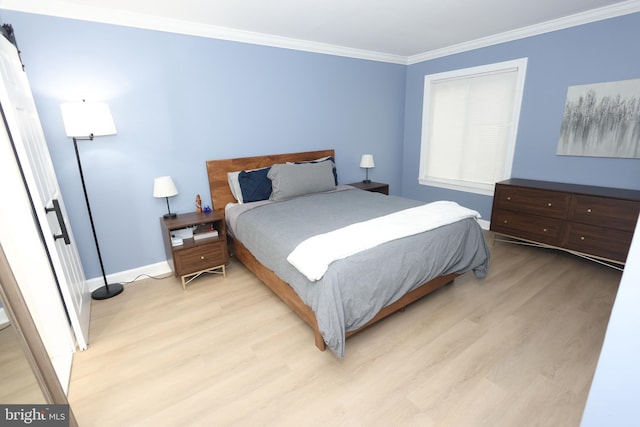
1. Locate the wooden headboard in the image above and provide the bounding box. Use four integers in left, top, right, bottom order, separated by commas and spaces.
206, 149, 335, 214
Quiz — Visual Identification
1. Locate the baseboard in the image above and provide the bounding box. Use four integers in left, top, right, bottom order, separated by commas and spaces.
86, 261, 173, 292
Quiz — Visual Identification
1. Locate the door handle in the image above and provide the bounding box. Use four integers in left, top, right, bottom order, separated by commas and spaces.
45, 199, 71, 245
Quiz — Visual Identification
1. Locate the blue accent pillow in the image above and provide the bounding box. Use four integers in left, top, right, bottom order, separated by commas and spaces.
295, 156, 338, 185
238, 167, 272, 203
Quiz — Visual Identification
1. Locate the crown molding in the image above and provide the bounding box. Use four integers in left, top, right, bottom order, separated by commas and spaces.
407, 0, 640, 64
1, 0, 639, 66
0, 0, 408, 64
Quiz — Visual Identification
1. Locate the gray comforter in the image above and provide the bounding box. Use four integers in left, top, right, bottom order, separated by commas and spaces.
229, 188, 490, 357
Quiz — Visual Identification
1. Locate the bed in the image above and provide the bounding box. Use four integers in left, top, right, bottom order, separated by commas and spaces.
206, 149, 489, 357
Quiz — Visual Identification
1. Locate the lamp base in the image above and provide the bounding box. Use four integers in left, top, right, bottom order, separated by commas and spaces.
163, 213, 177, 219
91, 283, 124, 300
362, 179, 372, 184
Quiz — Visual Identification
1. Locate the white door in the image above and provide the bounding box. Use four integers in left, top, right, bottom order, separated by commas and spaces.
0, 33, 90, 350
0, 116, 76, 392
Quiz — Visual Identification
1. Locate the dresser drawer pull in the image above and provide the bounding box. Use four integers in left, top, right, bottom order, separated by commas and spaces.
543, 228, 548, 232
503, 220, 508, 224
587, 208, 592, 213
200, 255, 205, 260
580, 236, 585, 241
547, 202, 552, 207
506, 196, 511, 201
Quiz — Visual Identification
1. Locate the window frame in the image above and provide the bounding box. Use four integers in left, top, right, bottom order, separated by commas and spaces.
418, 58, 528, 196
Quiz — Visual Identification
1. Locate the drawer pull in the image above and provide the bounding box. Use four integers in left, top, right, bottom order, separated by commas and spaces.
503, 220, 508, 224
506, 196, 511, 201
200, 256, 205, 260
587, 208, 592, 213
580, 236, 585, 241
547, 202, 552, 207
543, 228, 547, 232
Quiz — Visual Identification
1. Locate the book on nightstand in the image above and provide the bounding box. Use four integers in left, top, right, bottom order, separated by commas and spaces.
193, 229, 218, 240
193, 223, 218, 240
171, 227, 193, 246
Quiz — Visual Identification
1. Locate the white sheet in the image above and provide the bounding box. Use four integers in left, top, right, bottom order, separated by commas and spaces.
286, 200, 480, 281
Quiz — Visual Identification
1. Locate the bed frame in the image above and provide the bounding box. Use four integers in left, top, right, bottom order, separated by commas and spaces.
206, 149, 457, 352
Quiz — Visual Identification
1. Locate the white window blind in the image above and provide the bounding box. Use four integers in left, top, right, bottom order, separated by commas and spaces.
419, 58, 527, 195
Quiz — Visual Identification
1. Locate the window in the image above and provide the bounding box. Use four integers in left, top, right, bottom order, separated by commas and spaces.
419, 58, 527, 195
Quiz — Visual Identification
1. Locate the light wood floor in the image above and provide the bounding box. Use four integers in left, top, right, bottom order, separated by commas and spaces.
67, 235, 621, 426
0, 322, 46, 404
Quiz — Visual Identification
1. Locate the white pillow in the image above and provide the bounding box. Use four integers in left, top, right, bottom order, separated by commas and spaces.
227, 171, 244, 203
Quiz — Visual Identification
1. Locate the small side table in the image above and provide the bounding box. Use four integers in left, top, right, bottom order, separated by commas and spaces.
160, 211, 229, 289
347, 181, 389, 195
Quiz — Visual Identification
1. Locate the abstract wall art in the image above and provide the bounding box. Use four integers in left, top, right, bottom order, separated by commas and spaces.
557, 78, 640, 158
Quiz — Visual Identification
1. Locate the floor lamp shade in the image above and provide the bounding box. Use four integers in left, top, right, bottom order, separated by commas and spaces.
154, 176, 178, 219
60, 101, 116, 138
60, 100, 123, 300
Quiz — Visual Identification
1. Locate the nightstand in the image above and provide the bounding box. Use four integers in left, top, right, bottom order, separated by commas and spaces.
161, 211, 229, 289
348, 181, 389, 195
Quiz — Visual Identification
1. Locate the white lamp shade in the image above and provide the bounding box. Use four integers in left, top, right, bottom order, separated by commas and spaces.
360, 154, 375, 168
60, 101, 117, 137
153, 176, 178, 198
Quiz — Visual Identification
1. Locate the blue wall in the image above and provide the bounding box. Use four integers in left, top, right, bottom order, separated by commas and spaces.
403, 13, 640, 219
2, 10, 639, 280
2, 11, 406, 279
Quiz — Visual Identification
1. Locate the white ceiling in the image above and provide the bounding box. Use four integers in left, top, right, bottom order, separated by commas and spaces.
3, 0, 640, 63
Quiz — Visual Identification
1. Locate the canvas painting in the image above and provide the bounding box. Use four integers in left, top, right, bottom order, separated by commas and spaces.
557, 78, 640, 158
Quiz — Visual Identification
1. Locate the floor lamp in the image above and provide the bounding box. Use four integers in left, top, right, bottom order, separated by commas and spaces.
60, 101, 124, 300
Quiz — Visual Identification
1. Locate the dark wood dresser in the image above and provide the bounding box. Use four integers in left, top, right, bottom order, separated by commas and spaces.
490, 179, 640, 265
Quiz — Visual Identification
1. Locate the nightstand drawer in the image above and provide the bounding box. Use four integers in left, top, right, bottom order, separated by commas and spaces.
494, 185, 570, 219
174, 241, 227, 275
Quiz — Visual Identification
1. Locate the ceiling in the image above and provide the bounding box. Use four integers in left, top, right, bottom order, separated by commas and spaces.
4, 0, 640, 63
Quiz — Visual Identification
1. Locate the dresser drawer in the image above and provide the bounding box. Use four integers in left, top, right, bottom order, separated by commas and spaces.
569, 195, 640, 232
563, 222, 633, 263
174, 240, 227, 275
494, 185, 570, 219
492, 210, 565, 246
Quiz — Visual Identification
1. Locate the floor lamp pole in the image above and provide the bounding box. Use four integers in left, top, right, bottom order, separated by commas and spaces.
73, 136, 123, 300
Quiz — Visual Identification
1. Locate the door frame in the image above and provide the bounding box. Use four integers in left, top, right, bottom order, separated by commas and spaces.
0, 244, 78, 426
